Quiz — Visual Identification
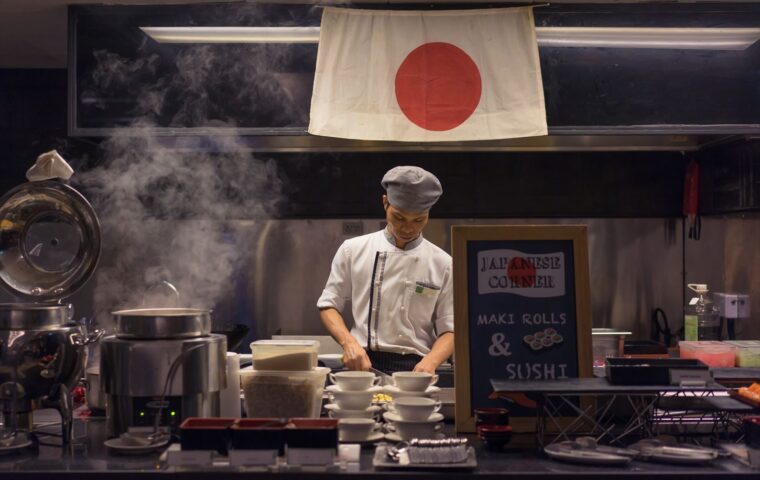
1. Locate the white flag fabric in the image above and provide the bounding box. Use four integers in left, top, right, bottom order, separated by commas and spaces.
308, 7, 547, 142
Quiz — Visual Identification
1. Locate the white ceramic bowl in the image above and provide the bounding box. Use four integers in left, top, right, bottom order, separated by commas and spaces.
325, 404, 381, 419
387, 420, 442, 440
338, 418, 379, 442
387, 397, 441, 421
329, 389, 375, 410
391, 372, 439, 392
328, 371, 380, 391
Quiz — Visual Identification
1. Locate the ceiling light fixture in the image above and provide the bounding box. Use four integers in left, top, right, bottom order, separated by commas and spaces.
140, 26, 760, 50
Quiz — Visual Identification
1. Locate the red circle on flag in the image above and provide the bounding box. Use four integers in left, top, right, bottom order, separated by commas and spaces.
507, 257, 536, 288
395, 42, 482, 131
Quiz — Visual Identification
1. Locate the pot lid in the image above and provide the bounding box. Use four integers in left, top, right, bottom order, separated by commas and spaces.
0, 181, 101, 301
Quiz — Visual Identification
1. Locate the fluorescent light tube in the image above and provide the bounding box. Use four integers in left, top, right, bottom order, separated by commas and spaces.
536, 27, 760, 50
140, 26, 760, 50
140, 27, 320, 44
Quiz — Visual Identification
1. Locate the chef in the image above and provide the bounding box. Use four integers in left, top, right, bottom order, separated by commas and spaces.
317, 166, 454, 374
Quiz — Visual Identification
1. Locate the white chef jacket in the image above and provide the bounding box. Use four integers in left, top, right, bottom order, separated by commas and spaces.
317, 229, 454, 357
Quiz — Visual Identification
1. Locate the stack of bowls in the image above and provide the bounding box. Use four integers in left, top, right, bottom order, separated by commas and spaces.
475, 407, 512, 450
383, 396, 444, 441
325, 371, 385, 444
382, 372, 443, 441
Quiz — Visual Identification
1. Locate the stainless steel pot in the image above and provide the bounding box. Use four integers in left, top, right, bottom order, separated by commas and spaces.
112, 308, 211, 339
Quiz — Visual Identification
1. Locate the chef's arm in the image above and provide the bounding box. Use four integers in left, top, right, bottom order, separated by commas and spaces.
414, 332, 454, 374
319, 307, 372, 371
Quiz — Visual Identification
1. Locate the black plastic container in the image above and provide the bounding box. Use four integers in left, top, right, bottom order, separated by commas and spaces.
230, 418, 287, 452
605, 358, 709, 385
286, 418, 338, 449
623, 340, 668, 356
179, 417, 237, 454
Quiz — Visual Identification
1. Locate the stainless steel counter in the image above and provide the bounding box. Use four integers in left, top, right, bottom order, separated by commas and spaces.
0, 412, 757, 479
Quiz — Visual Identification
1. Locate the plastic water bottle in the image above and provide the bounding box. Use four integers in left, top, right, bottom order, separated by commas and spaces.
685, 284, 721, 341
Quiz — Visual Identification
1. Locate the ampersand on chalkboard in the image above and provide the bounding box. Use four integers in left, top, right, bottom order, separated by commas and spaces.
488, 333, 513, 357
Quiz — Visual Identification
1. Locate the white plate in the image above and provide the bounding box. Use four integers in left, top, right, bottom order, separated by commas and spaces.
0, 434, 33, 455
324, 404, 383, 414
340, 431, 386, 445
384, 432, 445, 442
383, 385, 440, 397
326, 385, 384, 394
104, 437, 170, 455
383, 411, 444, 424
544, 445, 632, 466
641, 451, 717, 465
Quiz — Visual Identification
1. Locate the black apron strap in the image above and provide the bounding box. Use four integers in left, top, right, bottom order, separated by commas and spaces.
366, 350, 423, 374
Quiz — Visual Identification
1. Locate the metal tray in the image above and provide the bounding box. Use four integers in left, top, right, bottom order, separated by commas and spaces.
544, 444, 633, 466
605, 357, 709, 385
372, 445, 476, 470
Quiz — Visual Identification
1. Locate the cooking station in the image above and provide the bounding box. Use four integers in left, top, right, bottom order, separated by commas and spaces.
2, 0, 760, 478
0, 413, 755, 479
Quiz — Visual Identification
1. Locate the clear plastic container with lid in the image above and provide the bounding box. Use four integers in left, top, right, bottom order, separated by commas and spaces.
678, 341, 735, 367
724, 340, 760, 367
250, 340, 319, 371
240, 366, 329, 418
684, 284, 721, 341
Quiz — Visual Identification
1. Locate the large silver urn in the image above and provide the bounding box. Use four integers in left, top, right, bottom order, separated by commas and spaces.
0, 181, 102, 443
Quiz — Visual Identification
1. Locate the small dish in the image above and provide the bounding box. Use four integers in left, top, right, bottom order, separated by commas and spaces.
383, 411, 444, 424
325, 403, 383, 418
0, 433, 32, 455
384, 432, 445, 442
326, 385, 384, 394
104, 436, 170, 455
383, 385, 440, 397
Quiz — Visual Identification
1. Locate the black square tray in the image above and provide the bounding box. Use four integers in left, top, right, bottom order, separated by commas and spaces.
605, 357, 709, 385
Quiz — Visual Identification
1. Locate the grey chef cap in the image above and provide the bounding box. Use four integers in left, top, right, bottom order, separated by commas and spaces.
381, 166, 442, 212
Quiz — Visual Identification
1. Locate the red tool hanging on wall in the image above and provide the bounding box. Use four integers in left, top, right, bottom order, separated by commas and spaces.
683, 160, 701, 240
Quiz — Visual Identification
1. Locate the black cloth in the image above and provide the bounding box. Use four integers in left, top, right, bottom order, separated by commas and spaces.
366, 350, 423, 374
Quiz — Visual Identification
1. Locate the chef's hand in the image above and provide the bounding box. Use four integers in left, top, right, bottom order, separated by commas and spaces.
413, 358, 438, 375
341, 339, 372, 371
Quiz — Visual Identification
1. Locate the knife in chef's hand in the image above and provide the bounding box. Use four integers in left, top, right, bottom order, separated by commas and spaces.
369, 367, 391, 386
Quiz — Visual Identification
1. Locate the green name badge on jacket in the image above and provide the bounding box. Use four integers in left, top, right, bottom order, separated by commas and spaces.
415, 282, 440, 296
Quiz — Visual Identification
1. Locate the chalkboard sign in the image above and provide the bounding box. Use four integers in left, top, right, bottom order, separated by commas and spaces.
453, 226, 592, 432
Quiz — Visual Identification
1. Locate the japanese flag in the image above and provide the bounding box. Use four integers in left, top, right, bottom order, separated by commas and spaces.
308, 7, 547, 142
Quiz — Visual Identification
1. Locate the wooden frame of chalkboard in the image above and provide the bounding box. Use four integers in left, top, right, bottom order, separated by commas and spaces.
453, 225, 592, 433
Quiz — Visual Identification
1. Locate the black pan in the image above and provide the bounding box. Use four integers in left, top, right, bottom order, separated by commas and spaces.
211, 323, 250, 351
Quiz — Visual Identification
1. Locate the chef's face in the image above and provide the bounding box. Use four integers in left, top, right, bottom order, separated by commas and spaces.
383, 195, 429, 248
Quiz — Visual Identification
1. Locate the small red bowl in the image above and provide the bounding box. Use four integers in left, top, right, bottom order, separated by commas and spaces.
478, 424, 512, 451
474, 408, 510, 427
478, 424, 512, 435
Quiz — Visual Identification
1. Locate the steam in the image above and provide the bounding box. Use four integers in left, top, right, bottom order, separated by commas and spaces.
74, 29, 304, 324
76, 126, 283, 323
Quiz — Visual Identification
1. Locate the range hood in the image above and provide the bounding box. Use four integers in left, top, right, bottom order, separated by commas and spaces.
68, 3, 760, 152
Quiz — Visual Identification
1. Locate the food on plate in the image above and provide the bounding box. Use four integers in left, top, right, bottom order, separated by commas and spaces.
373, 392, 392, 403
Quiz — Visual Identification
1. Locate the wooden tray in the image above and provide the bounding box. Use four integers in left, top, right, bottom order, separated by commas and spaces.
728, 389, 760, 409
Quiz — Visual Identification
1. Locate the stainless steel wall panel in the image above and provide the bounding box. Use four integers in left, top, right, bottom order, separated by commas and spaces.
243, 218, 685, 343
